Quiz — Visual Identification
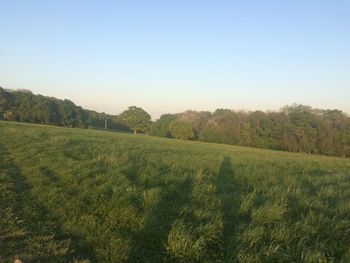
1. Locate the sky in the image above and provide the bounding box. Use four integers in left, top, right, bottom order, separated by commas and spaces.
1, 0, 349, 119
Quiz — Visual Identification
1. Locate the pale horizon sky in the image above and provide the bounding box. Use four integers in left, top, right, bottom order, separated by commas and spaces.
1, 0, 349, 119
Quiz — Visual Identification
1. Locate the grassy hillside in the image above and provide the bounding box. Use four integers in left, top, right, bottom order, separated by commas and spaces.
1, 121, 350, 262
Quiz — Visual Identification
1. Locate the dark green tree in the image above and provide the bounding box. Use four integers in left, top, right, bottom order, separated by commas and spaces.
149, 114, 177, 137
169, 120, 194, 140
0, 87, 15, 120
118, 106, 151, 134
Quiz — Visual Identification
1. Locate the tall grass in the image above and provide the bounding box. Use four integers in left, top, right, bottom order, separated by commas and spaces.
1, 121, 350, 262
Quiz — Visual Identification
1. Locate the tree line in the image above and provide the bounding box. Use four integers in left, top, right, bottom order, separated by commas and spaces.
1, 87, 349, 157
0, 87, 129, 131
150, 106, 350, 157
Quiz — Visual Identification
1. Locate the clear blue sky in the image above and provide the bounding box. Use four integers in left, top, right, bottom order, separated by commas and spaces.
1, 0, 349, 119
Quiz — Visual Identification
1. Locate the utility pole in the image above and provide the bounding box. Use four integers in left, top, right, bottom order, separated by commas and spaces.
105, 119, 107, 132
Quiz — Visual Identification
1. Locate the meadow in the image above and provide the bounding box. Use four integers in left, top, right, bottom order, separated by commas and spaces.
1, 121, 350, 262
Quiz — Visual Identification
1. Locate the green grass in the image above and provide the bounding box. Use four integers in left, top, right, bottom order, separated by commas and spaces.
1, 121, 350, 262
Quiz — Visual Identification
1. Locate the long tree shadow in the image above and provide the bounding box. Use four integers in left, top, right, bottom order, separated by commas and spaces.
217, 156, 242, 261
0, 144, 96, 262
128, 174, 194, 262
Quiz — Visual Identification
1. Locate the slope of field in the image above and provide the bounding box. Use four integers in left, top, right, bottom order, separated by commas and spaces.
1, 121, 350, 262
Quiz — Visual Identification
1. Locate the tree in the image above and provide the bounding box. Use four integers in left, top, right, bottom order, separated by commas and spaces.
149, 114, 177, 137
177, 110, 212, 139
249, 111, 275, 148
0, 87, 15, 119
169, 120, 194, 140
118, 106, 151, 134
281, 104, 319, 153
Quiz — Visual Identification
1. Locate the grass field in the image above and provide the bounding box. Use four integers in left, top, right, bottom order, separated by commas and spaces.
1, 121, 350, 262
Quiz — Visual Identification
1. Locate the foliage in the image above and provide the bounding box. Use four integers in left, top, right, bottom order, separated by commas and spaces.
169, 120, 195, 140
116, 106, 151, 133
149, 114, 177, 137
153, 104, 350, 157
0, 87, 129, 132
177, 110, 212, 139
1, 87, 350, 157
1, 121, 350, 262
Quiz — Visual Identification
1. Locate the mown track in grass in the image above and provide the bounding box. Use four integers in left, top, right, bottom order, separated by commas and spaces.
0, 144, 92, 263
1, 121, 350, 262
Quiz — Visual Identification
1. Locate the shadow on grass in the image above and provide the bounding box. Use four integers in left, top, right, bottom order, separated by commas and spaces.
0, 144, 96, 262
217, 156, 242, 261
128, 176, 193, 262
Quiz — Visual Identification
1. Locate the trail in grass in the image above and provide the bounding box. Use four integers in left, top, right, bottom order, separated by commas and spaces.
217, 156, 242, 261
0, 144, 94, 262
